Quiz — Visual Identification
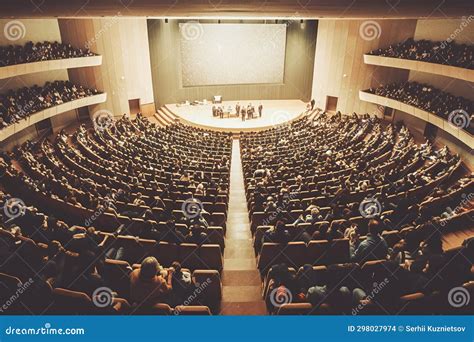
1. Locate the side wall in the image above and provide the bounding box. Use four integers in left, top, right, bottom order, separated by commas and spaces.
58, 18, 155, 118
311, 19, 417, 115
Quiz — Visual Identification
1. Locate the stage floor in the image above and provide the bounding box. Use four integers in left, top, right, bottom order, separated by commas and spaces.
166, 99, 307, 132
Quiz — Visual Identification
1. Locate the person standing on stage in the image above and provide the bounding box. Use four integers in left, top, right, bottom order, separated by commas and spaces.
236, 103, 240, 118
241, 107, 246, 121
310, 99, 315, 110
219, 106, 224, 119
258, 104, 263, 118
212, 105, 216, 117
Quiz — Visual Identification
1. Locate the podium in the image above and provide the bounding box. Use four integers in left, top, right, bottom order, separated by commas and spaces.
213, 95, 222, 104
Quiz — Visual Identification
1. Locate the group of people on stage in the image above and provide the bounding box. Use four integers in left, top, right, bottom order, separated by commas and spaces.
212, 103, 263, 121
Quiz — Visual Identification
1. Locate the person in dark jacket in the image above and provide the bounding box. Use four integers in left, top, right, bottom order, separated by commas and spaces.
350, 219, 388, 263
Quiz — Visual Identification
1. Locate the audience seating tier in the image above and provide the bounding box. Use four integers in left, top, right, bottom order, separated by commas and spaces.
359, 90, 473, 148
0, 93, 107, 142
363, 54, 474, 83
0, 55, 103, 80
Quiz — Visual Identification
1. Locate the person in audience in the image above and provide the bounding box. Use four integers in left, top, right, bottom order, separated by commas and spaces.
129, 256, 173, 306
169, 261, 192, 306
262, 220, 291, 246
350, 219, 388, 262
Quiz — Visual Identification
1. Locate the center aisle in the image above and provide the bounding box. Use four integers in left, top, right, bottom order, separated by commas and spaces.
220, 138, 267, 315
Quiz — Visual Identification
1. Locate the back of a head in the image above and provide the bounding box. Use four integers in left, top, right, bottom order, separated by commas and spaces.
368, 219, 382, 236
140, 256, 159, 280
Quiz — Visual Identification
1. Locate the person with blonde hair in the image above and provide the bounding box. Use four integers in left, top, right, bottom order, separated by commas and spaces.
129, 256, 173, 306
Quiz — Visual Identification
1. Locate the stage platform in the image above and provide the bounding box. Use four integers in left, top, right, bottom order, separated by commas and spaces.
165, 99, 307, 133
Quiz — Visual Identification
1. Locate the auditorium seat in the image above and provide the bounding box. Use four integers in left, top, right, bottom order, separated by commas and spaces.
276, 303, 313, 315
174, 305, 212, 315
179, 243, 201, 270
199, 244, 223, 271
49, 288, 96, 315
132, 303, 173, 315
324, 239, 350, 264
280, 241, 307, 268
152, 241, 179, 268
257, 243, 282, 273
192, 270, 222, 311
397, 293, 428, 315
102, 259, 133, 299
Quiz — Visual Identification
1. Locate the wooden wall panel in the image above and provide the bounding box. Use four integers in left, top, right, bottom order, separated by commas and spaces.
58, 18, 154, 118
311, 19, 417, 115
148, 19, 317, 106
409, 18, 474, 101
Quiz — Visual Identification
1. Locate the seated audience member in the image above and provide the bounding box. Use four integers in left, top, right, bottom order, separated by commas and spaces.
169, 261, 192, 306
294, 207, 323, 226
350, 219, 388, 262
262, 220, 291, 247
129, 256, 173, 306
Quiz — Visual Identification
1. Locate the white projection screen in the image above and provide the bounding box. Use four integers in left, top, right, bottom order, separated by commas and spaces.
179, 23, 287, 86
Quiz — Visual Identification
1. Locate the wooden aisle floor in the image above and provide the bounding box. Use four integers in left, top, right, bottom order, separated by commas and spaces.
219, 138, 267, 315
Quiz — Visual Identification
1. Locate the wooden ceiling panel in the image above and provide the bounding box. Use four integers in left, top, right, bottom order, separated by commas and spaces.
0, 0, 470, 19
